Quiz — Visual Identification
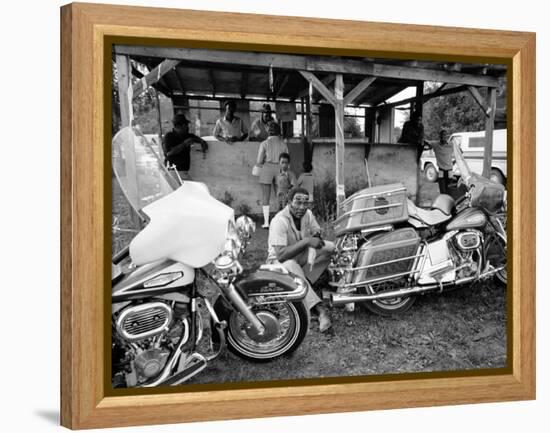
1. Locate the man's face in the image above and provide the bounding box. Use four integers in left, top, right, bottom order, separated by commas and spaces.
289, 193, 309, 219
174, 123, 188, 134
279, 158, 290, 172
225, 104, 235, 118
440, 131, 448, 143
262, 111, 272, 123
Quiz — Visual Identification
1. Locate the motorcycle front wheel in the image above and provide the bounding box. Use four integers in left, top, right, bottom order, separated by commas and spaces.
358, 278, 416, 317
216, 300, 308, 362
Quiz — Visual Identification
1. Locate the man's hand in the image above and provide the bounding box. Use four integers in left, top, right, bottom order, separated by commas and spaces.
307, 236, 324, 249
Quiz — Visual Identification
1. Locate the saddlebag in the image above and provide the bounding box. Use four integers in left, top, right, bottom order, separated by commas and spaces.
351, 228, 421, 285
334, 183, 408, 237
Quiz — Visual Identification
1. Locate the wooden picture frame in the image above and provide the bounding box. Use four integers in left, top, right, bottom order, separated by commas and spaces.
60, 2, 535, 429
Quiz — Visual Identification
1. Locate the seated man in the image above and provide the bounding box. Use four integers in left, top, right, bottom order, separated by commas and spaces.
267, 187, 334, 332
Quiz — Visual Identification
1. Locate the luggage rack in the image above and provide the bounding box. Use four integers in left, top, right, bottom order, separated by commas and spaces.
335, 242, 428, 290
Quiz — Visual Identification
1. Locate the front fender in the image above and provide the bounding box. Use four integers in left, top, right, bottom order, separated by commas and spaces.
233, 265, 308, 301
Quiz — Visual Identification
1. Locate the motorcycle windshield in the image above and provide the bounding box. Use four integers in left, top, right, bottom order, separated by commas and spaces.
453, 141, 473, 185
130, 182, 234, 267
112, 126, 178, 214
112, 126, 234, 267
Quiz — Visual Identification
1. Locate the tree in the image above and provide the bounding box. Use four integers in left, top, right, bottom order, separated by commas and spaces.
422, 80, 507, 140
344, 116, 362, 137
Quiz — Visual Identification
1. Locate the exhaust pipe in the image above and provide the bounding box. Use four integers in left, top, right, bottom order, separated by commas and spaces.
330, 284, 438, 305
329, 276, 480, 306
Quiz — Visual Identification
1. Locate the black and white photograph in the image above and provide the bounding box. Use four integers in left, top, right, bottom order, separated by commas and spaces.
110, 44, 508, 389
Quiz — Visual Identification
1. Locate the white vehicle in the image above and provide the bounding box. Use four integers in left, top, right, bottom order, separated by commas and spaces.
421, 129, 507, 185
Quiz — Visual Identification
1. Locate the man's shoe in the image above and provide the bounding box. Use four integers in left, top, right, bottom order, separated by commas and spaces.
318, 312, 332, 333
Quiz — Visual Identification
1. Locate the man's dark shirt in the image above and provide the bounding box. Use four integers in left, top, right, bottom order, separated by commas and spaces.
162, 130, 203, 171
398, 120, 424, 146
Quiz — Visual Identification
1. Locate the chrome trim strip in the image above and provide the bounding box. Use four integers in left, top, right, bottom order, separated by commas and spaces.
340, 187, 406, 206
344, 253, 424, 272
330, 275, 478, 305
335, 203, 403, 224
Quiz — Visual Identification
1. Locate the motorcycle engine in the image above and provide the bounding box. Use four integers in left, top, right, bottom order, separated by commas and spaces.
116, 302, 173, 341
448, 230, 483, 279
329, 233, 362, 286
112, 301, 189, 387
134, 348, 170, 379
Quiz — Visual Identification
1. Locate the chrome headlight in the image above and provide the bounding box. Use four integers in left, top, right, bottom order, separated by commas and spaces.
214, 221, 242, 271
236, 215, 256, 241
226, 220, 242, 252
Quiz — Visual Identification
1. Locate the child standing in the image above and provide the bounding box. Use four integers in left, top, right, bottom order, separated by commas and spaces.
296, 161, 314, 205
276, 152, 297, 210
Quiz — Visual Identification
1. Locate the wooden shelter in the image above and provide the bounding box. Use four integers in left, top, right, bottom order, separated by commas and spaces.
114, 45, 506, 214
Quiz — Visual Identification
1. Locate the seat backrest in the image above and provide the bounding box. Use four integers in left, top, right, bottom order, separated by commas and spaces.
431, 194, 455, 215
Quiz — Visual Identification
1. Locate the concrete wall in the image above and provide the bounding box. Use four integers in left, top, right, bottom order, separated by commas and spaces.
188, 138, 418, 215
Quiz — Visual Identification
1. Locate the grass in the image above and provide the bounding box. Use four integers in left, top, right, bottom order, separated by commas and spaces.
112, 175, 507, 386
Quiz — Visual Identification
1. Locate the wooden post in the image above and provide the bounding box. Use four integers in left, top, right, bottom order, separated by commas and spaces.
306, 84, 313, 164
335, 74, 345, 214
482, 87, 497, 178
300, 97, 305, 138
115, 55, 132, 127
415, 82, 424, 205
415, 82, 424, 117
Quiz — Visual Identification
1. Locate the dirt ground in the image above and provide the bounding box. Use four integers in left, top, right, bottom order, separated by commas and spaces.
184, 224, 507, 386
112, 175, 507, 387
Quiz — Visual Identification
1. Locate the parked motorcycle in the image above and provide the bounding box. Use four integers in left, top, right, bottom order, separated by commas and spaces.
111, 127, 309, 388
328, 142, 507, 316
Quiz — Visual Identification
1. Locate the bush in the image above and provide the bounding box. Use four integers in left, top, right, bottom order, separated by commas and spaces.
313, 177, 370, 224
235, 202, 252, 217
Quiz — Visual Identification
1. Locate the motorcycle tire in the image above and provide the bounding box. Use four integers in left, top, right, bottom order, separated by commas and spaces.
485, 233, 507, 287
357, 280, 416, 317
214, 299, 308, 362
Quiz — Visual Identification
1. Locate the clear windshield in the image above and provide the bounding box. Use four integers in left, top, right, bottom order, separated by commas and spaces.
112, 127, 179, 214
453, 140, 472, 185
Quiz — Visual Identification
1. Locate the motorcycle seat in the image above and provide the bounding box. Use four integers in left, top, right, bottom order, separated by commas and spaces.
407, 200, 452, 227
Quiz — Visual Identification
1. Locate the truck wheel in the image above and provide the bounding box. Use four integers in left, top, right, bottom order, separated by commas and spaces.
424, 163, 438, 183
490, 168, 505, 185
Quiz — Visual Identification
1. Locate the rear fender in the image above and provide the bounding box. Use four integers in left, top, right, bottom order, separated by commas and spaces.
233, 265, 308, 301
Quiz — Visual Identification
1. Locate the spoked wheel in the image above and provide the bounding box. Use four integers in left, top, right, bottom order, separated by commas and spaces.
485, 233, 507, 286
219, 301, 308, 362
358, 278, 416, 317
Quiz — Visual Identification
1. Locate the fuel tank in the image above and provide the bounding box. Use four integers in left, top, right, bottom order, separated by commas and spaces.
446, 207, 487, 231
112, 260, 194, 302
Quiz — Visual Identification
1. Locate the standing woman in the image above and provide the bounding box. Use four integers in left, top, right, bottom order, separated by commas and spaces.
254, 122, 288, 228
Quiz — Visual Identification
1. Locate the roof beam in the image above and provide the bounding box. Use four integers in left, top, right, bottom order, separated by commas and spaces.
297, 74, 335, 99
115, 45, 499, 87
378, 84, 469, 108
467, 86, 492, 117
344, 76, 376, 106
299, 71, 337, 106
130, 65, 171, 96
131, 59, 180, 99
